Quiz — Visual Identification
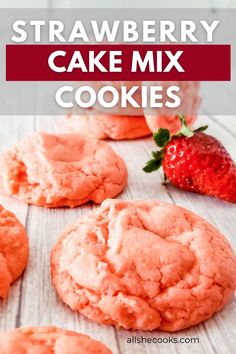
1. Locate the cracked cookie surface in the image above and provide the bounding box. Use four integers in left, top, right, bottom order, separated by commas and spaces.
65, 115, 151, 140
0, 326, 112, 353
51, 199, 236, 331
0, 205, 28, 298
0, 133, 127, 208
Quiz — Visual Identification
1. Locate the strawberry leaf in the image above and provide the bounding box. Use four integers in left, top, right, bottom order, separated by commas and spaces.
194, 125, 208, 132
152, 150, 164, 160
153, 128, 170, 147
143, 159, 162, 173
177, 114, 194, 137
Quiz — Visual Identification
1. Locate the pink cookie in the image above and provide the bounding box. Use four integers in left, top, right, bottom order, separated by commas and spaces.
0, 205, 28, 298
0, 133, 127, 208
0, 326, 112, 353
51, 199, 236, 332
144, 81, 201, 134
65, 115, 151, 140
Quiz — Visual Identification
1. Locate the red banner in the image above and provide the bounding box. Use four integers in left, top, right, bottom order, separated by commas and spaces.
6, 44, 230, 81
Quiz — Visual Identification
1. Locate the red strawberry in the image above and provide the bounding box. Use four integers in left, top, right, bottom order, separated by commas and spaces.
143, 114, 236, 203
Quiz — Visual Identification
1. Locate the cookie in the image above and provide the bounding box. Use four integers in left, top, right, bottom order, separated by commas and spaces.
0, 205, 28, 298
65, 115, 151, 140
0, 133, 127, 208
51, 199, 236, 332
0, 326, 112, 353
144, 81, 201, 134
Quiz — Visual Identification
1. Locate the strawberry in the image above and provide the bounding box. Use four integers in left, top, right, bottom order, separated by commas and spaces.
143, 114, 236, 203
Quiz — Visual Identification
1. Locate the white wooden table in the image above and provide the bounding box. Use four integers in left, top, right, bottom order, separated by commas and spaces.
0, 112, 235, 354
